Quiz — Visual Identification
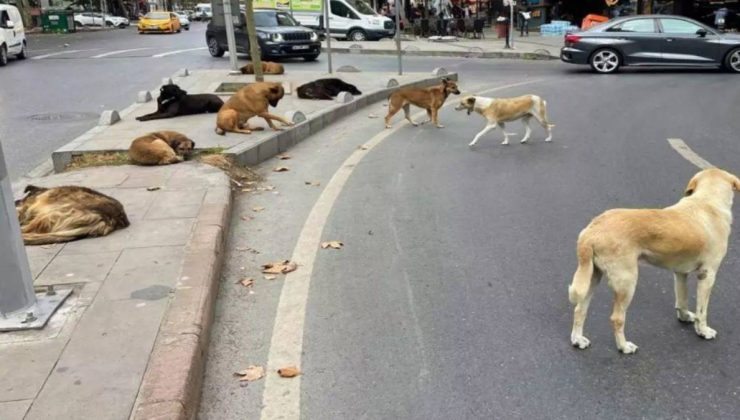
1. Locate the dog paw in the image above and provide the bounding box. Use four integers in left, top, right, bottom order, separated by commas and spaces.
520, 138, 529, 144
676, 309, 697, 323
618, 342, 639, 354
695, 324, 717, 340
501, 140, 510, 146
544, 138, 553, 142
571, 335, 590, 350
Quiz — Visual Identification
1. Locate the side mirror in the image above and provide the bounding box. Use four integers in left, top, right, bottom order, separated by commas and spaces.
696, 28, 707, 37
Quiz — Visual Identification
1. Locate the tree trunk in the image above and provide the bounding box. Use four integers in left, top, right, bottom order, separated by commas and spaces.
245, 0, 264, 82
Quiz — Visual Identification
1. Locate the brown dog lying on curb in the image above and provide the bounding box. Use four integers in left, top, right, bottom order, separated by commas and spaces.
16, 185, 130, 245
129, 131, 195, 165
215, 82, 293, 135
384, 78, 460, 129
240, 62, 285, 75
569, 168, 740, 354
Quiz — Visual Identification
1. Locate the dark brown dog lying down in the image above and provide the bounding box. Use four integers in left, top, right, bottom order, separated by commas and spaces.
129, 131, 195, 165
296, 78, 362, 100
16, 185, 130, 245
240, 62, 285, 75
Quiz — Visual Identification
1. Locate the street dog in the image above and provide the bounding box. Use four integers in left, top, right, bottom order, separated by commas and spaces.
296, 78, 362, 100
16, 185, 130, 245
129, 131, 195, 165
384, 78, 460, 129
136, 84, 224, 122
240, 62, 285, 75
215, 82, 293, 135
455, 94, 554, 147
568, 168, 740, 354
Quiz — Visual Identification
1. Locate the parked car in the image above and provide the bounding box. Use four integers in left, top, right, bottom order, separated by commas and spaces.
0, 4, 26, 66
290, 0, 395, 41
561, 15, 740, 73
74, 12, 130, 28
138, 11, 182, 34
206, 8, 321, 61
194, 3, 212, 21
176, 12, 190, 30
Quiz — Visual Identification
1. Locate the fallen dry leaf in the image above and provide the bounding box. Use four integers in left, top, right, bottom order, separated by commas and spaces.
262, 185, 276, 191
146, 186, 161, 191
367, 113, 379, 119
305, 181, 321, 187
241, 215, 253, 221
278, 366, 301, 378
252, 206, 265, 212
277, 154, 292, 160
321, 241, 344, 250
238, 278, 255, 287
264, 275, 277, 280
273, 167, 290, 173
234, 365, 264, 382
358, 145, 369, 150
261, 260, 298, 275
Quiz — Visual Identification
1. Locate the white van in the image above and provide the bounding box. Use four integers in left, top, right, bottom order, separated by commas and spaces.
0, 4, 27, 66
194, 3, 213, 21
291, 0, 394, 41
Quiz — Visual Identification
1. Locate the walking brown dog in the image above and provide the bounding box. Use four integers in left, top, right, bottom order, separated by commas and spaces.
240, 62, 285, 75
129, 131, 195, 165
215, 82, 293, 135
16, 185, 130, 245
384, 78, 460, 129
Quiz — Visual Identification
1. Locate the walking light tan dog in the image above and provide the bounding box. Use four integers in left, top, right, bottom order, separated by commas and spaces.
568, 168, 740, 354
384, 78, 460, 129
455, 94, 554, 147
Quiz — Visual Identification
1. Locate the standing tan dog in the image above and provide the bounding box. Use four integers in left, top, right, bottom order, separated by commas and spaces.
215, 82, 293, 135
16, 185, 130, 245
240, 62, 285, 75
455, 94, 554, 147
129, 131, 195, 165
384, 78, 460, 129
569, 168, 740, 354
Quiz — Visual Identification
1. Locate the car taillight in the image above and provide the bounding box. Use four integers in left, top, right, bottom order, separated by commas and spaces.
565, 34, 581, 45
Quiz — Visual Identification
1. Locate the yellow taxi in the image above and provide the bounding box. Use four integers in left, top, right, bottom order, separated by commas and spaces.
138, 11, 182, 34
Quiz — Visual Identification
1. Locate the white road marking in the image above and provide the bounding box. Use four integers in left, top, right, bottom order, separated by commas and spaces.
151, 47, 207, 58
259, 78, 547, 420
31, 49, 97, 60
91, 48, 152, 58
668, 138, 714, 169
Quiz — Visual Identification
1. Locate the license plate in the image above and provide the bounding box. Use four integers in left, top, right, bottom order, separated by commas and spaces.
292, 45, 309, 50
149, 25, 158, 29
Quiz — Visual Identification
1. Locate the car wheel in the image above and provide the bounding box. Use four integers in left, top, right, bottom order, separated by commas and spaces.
0, 45, 7, 66
176, 28, 181, 33
75, 21, 84, 27
724, 47, 740, 73
348, 29, 367, 42
303, 54, 319, 62
106, 21, 113, 27
185, 25, 190, 30
590, 48, 621, 74
208, 37, 225, 57
16, 41, 27, 59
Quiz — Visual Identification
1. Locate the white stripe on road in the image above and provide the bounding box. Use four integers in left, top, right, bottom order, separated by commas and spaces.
259, 78, 547, 420
151, 47, 207, 58
91, 48, 152, 58
31, 49, 97, 60
667, 138, 714, 169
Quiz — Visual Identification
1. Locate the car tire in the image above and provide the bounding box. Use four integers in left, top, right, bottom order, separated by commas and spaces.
723, 47, 740, 73
0, 45, 7, 66
16, 41, 27, 59
589, 48, 621, 74
303, 54, 319, 62
75, 21, 84, 27
176, 28, 181, 33
185, 26, 190, 31
208, 37, 225, 57
348, 29, 367, 42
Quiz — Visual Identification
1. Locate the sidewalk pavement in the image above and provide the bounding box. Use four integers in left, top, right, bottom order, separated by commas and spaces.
322, 32, 564, 59
1, 163, 231, 420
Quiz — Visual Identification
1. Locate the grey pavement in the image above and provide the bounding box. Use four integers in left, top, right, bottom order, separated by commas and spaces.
0, 163, 230, 420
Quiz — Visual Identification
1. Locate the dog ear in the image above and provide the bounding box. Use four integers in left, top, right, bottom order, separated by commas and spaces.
685, 177, 698, 196
731, 174, 740, 192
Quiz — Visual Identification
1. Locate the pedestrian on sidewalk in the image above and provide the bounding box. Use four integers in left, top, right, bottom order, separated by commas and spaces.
519, 7, 531, 37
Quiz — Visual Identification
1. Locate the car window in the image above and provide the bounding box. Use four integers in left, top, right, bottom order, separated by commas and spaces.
145, 12, 169, 19
608, 18, 656, 33
660, 18, 704, 34
0, 11, 9, 27
331, 1, 359, 19
275, 12, 298, 26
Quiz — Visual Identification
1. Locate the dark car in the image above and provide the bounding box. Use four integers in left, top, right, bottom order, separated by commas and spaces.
206, 9, 321, 61
561, 15, 740, 73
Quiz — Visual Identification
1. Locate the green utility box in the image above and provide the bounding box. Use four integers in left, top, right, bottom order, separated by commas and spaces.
41, 10, 76, 33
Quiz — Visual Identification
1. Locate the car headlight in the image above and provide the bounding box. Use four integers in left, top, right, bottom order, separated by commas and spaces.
310, 31, 318, 41
257, 31, 269, 40
270, 33, 284, 42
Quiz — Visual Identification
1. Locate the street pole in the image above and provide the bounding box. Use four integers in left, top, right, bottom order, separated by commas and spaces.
323, 0, 333, 74
509, 0, 514, 49
223, 0, 239, 73
394, 0, 402, 75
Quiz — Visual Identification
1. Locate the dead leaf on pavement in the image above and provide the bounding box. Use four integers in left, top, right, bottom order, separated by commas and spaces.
261, 260, 298, 275
367, 113, 379, 119
358, 145, 369, 150
146, 186, 161, 191
305, 181, 321, 187
321, 241, 344, 250
277, 154, 292, 160
252, 206, 265, 212
262, 185, 276, 191
237, 278, 255, 287
241, 215, 253, 221
273, 167, 290, 172
278, 366, 301, 378
234, 365, 264, 382
264, 275, 277, 280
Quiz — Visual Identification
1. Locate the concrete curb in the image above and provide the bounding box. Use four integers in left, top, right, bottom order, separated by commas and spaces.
132, 173, 232, 420
321, 47, 557, 60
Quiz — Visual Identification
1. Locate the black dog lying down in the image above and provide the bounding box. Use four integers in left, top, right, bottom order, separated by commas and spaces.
297, 78, 362, 100
136, 84, 224, 121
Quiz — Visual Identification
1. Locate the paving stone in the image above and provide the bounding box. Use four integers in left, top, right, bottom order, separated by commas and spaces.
0, 338, 67, 401
0, 400, 32, 420
97, 187, 158, 221
98, 246, 184, 301
58, 219, 195, 255
35, 251, 120, 286
145, 189, 206, 220
25, 243, 63, 279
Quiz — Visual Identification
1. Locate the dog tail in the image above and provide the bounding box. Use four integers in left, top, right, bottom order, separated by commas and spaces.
539, 97, 555, 128
568, 238, 594, 305
22, 226, 103, 246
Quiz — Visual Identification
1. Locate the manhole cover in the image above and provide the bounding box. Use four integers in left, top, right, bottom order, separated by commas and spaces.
29, 112, 98, 122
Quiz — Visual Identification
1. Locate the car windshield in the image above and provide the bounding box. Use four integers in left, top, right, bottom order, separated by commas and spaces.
345, 0, 376, 15
254, 11, 298, 27
145, 12, 170, 19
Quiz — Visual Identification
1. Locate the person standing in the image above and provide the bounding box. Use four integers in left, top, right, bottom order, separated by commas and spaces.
519, 7, 531, 37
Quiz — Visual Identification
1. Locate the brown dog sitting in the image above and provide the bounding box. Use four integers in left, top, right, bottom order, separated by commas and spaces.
384, 78, 461, 129
240, 62, 285, 75
215, 82, 293, 135
16, 185, 130, 245
129, 131, 195, 165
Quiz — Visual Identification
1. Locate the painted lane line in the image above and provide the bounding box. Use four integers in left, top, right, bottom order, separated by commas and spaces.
259, 78, 547, 420
668, 138, 714, 169
31, 49, 97, 60
91, 48, 152, 58
151, 47, 207, 58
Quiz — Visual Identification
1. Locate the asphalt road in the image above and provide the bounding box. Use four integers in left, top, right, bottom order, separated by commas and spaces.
199, 61, 740, 419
